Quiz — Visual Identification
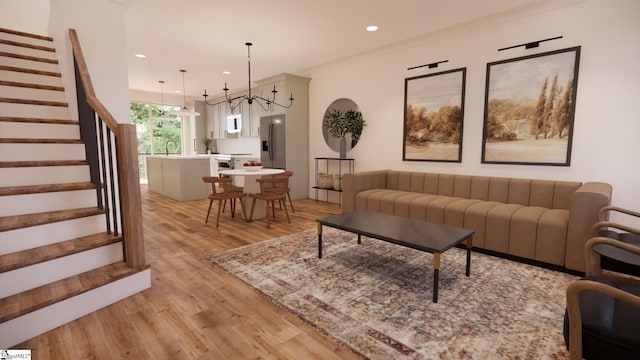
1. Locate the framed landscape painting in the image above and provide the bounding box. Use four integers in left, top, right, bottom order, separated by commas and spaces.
481, 46, 581, 166
403, 68, 466, 162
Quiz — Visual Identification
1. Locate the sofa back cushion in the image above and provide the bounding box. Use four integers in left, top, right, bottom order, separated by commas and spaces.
384, 171, 580, 209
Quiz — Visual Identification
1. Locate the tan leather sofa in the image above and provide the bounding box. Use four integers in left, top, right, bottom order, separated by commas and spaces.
342, 170, 612, 272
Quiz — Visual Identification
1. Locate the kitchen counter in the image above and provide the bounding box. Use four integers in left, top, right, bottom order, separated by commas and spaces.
146, 156, 215, 201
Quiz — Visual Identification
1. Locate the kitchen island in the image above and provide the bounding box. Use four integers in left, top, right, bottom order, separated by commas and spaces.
146, 155, 218, 201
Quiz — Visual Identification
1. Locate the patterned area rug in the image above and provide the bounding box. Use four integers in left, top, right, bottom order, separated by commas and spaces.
207, 227, 576, 359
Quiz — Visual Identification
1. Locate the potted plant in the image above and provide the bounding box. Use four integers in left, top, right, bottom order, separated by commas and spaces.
323, 109, 366, 158
202, 138, 213, 154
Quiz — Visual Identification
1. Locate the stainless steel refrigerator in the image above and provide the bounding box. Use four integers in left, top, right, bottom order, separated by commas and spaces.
260, 115, 286, 169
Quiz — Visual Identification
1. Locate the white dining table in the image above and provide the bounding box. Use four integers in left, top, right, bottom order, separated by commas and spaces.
218, 168, 285, 220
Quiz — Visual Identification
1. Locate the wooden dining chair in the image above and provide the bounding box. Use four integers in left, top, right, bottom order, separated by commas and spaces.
248, 176, 291, 228
218, 173, 243, 213
202, 176, 246, 228
281, 170, 294, 213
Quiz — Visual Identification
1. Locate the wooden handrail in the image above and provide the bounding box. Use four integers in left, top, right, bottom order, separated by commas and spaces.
67, 28, 145, 268
67, 29, 120, 137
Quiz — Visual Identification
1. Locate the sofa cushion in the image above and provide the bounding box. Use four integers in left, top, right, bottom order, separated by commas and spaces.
486, 204, 526, 253
535, 209, 569, 265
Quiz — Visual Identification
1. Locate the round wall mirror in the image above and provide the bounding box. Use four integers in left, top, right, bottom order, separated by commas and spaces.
322, 98, 362, 154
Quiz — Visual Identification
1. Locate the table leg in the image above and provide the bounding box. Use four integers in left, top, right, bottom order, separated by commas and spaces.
433, 252, 440, 303
317, 222, 323, 259
357, 233, 361, 244
466, 236, 473, 277
242, 174, 267, 220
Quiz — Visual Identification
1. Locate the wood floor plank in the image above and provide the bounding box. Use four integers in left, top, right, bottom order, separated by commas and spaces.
16, 185, 359, 359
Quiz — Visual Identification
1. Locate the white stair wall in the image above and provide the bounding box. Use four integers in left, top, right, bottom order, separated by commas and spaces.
0, 102, 70, 119
0, 242, 124, 298
0, 43, 57, 61
0, 165, 90, 187
0, 122, 80, 139
0, 268, 151, 349
0, 32, 55, 48
0, 85, 67, 103
0, 215, 107, 255
0, 70, 63, 87
0, 189, 98, 217
0, 57, 59, 73
0, 143, 86, 161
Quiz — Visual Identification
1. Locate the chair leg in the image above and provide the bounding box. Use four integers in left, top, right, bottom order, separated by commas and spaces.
282, 197, 291, 224
205, 199, 213, 223
271, 200, 276, 219
249, 197, 257, 222
266, 200, 272, 228
287, 192, 294, 213
216, 200, 223, 228
230, 198, 236, 218
237, 196, 248, 222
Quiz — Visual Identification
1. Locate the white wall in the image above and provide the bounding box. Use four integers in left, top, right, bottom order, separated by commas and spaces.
0, 0, 49, 35
48, 0, 130, 123
306, 0, 640, 222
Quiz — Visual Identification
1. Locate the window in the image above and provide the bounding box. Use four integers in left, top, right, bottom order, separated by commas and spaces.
131, 102, 182, 182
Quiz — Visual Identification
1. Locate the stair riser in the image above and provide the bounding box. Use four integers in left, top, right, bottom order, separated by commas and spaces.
0, 56, 59, 73
0, 242, 124, 299
0, 70, 63, 88
0, 44, 56, 61
0, 165, 89, 187
0, 121, 79, 140
0, 189, 97, 217
0, 102, 70, 120
0, 32, 54, 49
0, 215, 106, 255
0, 143, 86, 161
0, 268, 151, 349
0, 85, 66, 103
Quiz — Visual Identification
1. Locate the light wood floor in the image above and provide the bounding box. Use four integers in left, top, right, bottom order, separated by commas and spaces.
17, 186, 361, 359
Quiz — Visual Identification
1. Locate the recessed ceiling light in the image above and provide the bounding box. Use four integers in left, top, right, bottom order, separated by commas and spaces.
134, 53, 146, 58
366, 25, 378, 32
223, 71, 231, 75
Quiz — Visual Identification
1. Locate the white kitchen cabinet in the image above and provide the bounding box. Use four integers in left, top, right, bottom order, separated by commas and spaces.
240, 99, 252, 138
146, 156, 211, 201
250, 81, 285, 137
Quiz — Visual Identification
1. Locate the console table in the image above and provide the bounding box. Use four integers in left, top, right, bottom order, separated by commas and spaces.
312, 157, 354, 205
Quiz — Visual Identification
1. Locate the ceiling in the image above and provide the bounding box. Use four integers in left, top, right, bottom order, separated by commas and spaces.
124, 0, 543, 100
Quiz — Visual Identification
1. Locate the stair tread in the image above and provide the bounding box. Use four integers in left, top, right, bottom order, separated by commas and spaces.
0, 232, 122, 273
0, 65, 61, 77
0, 160, 88, 168
0, 207, 104, 232
0, 116, 77, 124
0, 80, 64, 91
0, 97, 67, 107
0, 27, 53, 42
0, 182, 96, 196
0, 51, 58, 64
0, 138, 82, 144
0, 39, 55, 53
0, 262, 149, 323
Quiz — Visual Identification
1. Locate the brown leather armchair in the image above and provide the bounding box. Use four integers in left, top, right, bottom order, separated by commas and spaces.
592, 206, 640, 276
564, 236, 640, 359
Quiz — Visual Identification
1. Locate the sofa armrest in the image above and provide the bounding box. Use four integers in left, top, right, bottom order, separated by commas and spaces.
565, 182, 613, 272
342, 170, 389, 212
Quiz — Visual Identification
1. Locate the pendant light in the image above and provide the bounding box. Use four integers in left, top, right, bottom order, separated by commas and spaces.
150, 80, 176, 120
172, 69, 200, 116
203, 42, 294, 112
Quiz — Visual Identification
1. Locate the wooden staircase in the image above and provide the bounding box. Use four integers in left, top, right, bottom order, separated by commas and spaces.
0, 27, 150, 348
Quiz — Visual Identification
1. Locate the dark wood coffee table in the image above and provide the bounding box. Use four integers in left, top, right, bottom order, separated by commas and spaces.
316, 210, 474, 303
